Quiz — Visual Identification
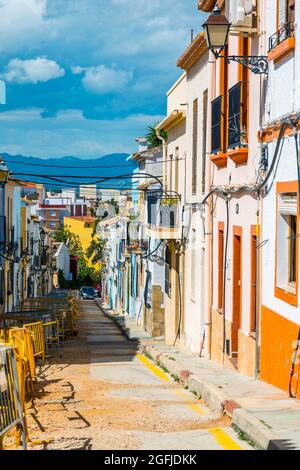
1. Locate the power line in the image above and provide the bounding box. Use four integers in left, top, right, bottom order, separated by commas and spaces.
4, 157, 182, 169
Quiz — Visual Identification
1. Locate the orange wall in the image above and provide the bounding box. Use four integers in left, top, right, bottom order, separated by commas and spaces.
260, 305, 300, 396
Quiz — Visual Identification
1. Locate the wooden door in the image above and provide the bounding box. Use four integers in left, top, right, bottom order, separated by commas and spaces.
232, 228, 242, 356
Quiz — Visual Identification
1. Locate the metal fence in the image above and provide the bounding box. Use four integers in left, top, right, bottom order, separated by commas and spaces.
23, 322, 45, 365
0, 345, 26, 450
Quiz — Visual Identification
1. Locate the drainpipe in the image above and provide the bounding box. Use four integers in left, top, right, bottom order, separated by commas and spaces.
156, 130, 167, 192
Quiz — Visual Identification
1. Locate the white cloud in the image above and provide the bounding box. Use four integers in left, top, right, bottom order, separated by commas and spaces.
74, 65, 133, 95
0, 108, 164, 157
2, 58, 65, 84
0, 0, 49, 54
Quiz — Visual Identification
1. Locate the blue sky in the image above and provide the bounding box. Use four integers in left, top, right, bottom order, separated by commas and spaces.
0, 0, 205, 159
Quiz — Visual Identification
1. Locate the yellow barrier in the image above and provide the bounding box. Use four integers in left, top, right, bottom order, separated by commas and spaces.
0, 345, 27, 450
24, 322, 45, 365
43, 321, 59, 356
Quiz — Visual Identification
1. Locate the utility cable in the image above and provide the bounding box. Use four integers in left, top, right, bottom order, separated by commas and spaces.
4, 157, 183, 169
173, 254, 183, 346
222, 197, 230, 360
289, 129, 300, 398
257, 123, 287, 191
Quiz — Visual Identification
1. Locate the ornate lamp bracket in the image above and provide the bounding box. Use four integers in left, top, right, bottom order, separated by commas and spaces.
225, 55, 269, 75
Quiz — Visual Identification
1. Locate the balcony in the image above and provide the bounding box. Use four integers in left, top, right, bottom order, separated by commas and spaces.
125, 240, 149, 255
268, 22, 295, 63
145, 191, 181, 240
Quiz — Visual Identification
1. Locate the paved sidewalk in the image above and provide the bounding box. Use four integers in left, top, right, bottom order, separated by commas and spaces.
100, 302, 300, 450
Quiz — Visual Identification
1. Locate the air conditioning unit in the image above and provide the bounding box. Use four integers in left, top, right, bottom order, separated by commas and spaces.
230, 0, 256, 31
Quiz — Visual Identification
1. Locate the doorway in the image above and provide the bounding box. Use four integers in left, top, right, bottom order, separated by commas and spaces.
232, 227, 242, 360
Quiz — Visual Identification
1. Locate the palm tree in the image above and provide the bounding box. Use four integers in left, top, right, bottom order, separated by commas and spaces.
145, 124, 168, 149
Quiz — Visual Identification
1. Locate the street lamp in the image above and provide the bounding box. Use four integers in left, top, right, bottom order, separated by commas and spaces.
0, 159, 9, 187
202, 5, 268, 75
202, 5, 230, 59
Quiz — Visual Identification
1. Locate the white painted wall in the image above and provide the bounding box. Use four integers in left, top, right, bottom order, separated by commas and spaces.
261, 0, 300, 325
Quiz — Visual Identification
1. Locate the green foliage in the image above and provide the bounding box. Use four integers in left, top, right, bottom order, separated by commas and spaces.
57, 269, 68, 289
53, 225, 83, 256
77, 258, 100, 285
145, 124, 168, 149
86, 238, 107, 265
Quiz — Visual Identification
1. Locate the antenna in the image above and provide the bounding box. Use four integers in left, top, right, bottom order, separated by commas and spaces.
191, 29, 194, 43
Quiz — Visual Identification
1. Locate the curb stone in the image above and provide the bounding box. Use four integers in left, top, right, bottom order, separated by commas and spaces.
96, 302, 286, 451
142, 344, 285, 451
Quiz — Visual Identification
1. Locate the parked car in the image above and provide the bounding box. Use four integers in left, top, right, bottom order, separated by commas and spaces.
79, 286, 97, 300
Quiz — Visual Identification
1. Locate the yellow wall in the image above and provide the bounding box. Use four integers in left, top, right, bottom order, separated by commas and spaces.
64, 217, 99, 268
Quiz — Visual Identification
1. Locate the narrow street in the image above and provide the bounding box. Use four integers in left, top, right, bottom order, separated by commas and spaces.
25, 301, 253, 451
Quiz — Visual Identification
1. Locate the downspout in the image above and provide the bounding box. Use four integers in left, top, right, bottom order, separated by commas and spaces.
156, 130, 167, 192
204, 55, 216, 358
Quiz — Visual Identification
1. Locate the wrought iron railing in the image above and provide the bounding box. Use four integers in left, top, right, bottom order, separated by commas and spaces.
211, 96, 222, 154
268, 22, 293, 52
228, 82, 242, 149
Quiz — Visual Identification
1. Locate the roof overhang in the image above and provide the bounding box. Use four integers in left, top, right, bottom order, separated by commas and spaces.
198, 0, 224, 12
156, 110, 186, 133
177, 33, 208, 71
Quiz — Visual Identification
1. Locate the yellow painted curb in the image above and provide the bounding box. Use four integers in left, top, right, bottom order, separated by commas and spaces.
137, 354, 170, 382
208, 428, 243, 451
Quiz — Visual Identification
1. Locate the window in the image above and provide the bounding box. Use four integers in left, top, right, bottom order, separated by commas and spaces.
50, 211, 56, 217
211, 96, 222, 154
202, 89, 208, 194
228, 82, 242, 149
191, 229, 196, 300
218, 223, 224, 310
50, 222, 56, 229
275, 184, 298, 305
278, 0, 295, 27
192, 99, 198, 195
220, 45, 229, 153
269, 0, 295, 54
239, 36, 249, 142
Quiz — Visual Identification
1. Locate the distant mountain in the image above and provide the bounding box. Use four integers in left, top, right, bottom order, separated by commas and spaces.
2, 152, 136, 190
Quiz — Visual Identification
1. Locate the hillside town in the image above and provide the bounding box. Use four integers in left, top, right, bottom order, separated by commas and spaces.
1, 0, 300, 453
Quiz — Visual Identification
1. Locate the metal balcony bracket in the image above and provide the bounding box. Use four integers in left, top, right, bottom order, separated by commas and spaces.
225, 55, 269, 75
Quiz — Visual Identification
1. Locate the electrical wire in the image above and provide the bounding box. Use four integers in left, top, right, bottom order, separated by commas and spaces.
4, 157, 183, 169
222, 197, 230, 360
289, 129, 300, 398
141, 240, 163, 260
173, 253, 183, 346
257, 123, 287, 191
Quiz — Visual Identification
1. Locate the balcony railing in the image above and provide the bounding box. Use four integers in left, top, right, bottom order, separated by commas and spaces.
147, 191, 180, 230
211, 96, 222, 154
268, 22, 293, 52
228, 82, 242, 149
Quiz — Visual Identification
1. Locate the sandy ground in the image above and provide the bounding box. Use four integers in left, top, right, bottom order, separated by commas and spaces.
3, 301, 252, 450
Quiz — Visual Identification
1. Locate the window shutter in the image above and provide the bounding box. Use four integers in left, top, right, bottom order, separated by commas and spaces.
192, 98, 198, 195
278, 0, 287, 26
278, 193, 297, 215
